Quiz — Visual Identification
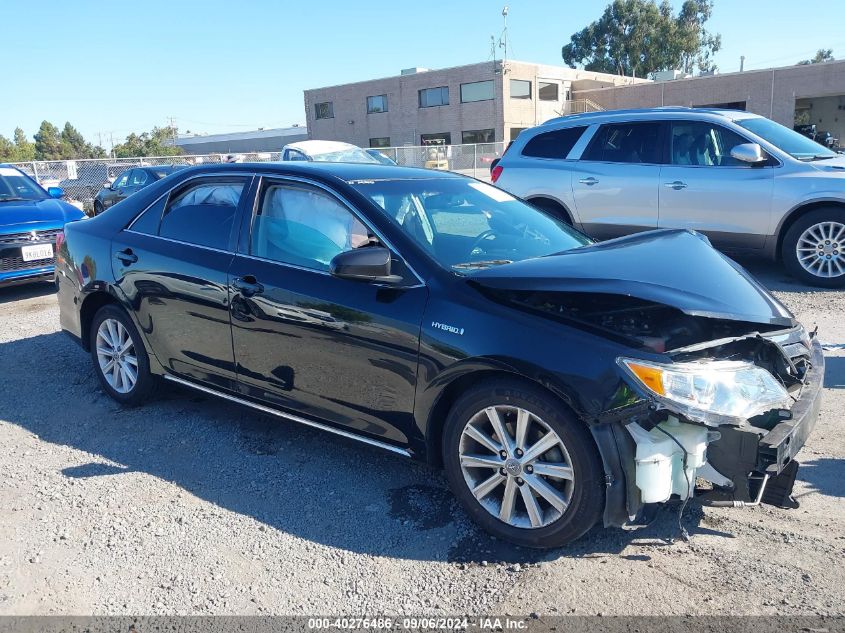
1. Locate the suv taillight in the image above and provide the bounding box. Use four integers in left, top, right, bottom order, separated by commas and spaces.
55, 231, 65, 263
491, 165, 503, 183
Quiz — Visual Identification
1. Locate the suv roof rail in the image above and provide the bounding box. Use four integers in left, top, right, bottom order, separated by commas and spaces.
539, 106, 747, 127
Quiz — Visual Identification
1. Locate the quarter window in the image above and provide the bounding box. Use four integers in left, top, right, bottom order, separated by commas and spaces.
158, 178, 247, 250
521, 126, 587, 159
461, 129, 495, 144
538, 82, 559, 101
510, 79, 531, 99
314, 102, 334, 119
366, 95, 388, 113
251, 183, 370, 272
460, 80, 495, 103
670, 121, 751, 167
419, 86, 449, 108
582, 122, 663, 164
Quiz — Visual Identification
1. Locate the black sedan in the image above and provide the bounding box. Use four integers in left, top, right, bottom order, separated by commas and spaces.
56, 162, 823, 547
93, 165, 185, 215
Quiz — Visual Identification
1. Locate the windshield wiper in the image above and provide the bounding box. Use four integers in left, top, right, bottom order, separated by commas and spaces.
0, 196, 27, 203
453, 259, 512, 270
798, 154, 837, 162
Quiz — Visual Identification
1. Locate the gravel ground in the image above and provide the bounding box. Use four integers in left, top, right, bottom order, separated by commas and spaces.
0, 259, 843, 616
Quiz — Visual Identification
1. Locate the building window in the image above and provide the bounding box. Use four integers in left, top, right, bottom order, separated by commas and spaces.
510, 127, 528, 141
369, 137, 390, 148
462, 129, 495, 144
314, 102, 334, 119
538, 82, 559, 101
367, 95, 388, 114
510, 79, 531, 99
419, 86, 449, 108
460, 80, 495, 103
421, 132, 451, 145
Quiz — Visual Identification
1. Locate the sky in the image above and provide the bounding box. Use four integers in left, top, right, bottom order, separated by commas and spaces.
2, 0, 844, 149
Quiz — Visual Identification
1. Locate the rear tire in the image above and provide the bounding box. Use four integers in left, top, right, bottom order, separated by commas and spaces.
89, 305, 155, 405
442, 379, 604, 548
782, 207, 845, 288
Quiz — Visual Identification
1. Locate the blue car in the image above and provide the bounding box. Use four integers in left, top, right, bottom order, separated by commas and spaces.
0, 165, 86, 288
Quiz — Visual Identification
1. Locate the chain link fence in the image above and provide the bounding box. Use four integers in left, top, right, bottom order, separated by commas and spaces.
11, 142, 505, 213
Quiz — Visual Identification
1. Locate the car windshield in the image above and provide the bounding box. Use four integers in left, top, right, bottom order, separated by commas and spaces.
0, 167, 47, 202
311, 148, 380, 164
736, 117, 838, 161
351, 178, 592, 271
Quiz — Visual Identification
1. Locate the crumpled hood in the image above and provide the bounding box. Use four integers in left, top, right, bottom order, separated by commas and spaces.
469, 229, 795, 327
0, 198, 85, 231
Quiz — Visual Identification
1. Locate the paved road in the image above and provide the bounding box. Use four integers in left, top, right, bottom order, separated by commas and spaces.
0, 259, 843, 616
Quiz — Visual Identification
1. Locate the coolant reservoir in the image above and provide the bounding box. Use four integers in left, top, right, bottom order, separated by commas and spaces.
626, 417, 709, 504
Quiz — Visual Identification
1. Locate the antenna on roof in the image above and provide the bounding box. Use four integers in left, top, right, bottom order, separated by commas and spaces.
499, 5, 510, 74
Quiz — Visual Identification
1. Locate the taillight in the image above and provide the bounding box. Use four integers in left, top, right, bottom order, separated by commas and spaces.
55, 231, 65, 263
491, 165, 503, 183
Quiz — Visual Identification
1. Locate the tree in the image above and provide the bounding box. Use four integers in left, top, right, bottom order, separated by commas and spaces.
0, 128, 36, 162
34, 121, 63, 160
112, 126, 183, 158
60, 122, 106, 159
798, 49, 834, 65
561, 0, 721, 78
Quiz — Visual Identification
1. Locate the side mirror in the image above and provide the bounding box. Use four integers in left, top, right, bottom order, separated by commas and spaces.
730, 143, 767, 165
330, 247, 401, 284
47, 187, 64, 199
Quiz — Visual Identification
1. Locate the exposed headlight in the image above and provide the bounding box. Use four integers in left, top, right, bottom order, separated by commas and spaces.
618, 357, 791, 424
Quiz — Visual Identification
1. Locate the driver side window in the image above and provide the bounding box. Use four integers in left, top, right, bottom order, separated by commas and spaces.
251, 182, 370, 271
113, 171, 130, 189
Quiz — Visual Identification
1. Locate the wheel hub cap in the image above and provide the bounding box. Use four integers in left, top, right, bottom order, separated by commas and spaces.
797, 221, 845, 279
459, 405, 575, 529
95, 318, 138, 394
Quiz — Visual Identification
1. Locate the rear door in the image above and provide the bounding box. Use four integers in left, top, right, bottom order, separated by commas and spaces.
112, 174, 253, 390
228, 177, 427, 445
571, 121, 664, 240
658, 120, 775, 250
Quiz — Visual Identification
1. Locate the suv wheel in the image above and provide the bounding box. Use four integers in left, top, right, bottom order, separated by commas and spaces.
442, 379, 604, 548
90, 305, 155, 405
783, 208, 845, 287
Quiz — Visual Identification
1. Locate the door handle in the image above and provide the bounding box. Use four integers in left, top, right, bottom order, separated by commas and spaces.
664, 181, 688, 190
579, 177, 599, 186
114, 248, 138, 265
232, 275, 264, 297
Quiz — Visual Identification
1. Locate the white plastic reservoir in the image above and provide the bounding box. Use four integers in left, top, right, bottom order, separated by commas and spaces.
626, 417, 709, 504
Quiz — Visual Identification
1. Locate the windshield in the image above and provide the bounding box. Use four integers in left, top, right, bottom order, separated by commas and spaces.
0, 167, 47, 202
312, 148, 380, 164
351, 178, 592, 271
736, 117, 838, 161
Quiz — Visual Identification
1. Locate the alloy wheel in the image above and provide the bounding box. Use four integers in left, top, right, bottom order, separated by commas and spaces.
796, 221, 845, 279
458, 405, 575, 529
95, 318, 139, 394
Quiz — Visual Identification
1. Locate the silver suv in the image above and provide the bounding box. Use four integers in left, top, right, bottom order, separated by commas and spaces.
493, 107, 845, 287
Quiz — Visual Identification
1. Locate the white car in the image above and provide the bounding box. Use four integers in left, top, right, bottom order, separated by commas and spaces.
280, 140, 380, 164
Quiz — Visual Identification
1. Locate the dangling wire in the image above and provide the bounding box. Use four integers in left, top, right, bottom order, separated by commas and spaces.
654, 425, 692, 543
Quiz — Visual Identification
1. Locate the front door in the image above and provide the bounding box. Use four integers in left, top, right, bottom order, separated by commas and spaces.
658, 120, 775, 250
112, 174, 253, 390
228, 178, 427, 445
571, 121, 664, 240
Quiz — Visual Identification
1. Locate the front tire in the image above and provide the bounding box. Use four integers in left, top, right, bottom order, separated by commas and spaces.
90, 305, 155, 405
782, 208, 845, 287
442, 379, 604, 548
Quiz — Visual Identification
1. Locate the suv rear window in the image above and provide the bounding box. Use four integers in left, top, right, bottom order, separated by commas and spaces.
582, 122, 663, 164
521, 126, 587, 159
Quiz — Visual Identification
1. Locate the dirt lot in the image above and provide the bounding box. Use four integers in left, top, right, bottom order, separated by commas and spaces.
0, 259, 843, 616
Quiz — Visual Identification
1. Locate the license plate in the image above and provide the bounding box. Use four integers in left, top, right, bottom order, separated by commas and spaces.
21, 243, 54, 262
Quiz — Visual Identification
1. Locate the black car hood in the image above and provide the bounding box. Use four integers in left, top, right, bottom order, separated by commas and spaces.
469, 229, 795, 327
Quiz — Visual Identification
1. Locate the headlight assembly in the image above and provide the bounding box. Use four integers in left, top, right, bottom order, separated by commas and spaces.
618, 357, 792, 424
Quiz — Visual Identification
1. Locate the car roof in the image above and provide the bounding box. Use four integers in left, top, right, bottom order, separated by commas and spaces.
172, 161, 463, 182
540, 106, 761, 127
283, 140, 359, 155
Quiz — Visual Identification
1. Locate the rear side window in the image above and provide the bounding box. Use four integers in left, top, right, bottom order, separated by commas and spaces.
582, 122, 663, 164
521, 126, 587, 159
158, 178, 248, 250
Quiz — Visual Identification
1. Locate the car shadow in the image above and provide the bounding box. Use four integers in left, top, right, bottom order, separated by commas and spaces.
0, 281, 55, 305
1, 330, 725, 564
733, 257, 842, 294
794, 458, 845, 500
824, 356, 845, 389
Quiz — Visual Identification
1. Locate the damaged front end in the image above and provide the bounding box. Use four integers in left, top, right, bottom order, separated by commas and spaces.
595, 321, 824, 528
